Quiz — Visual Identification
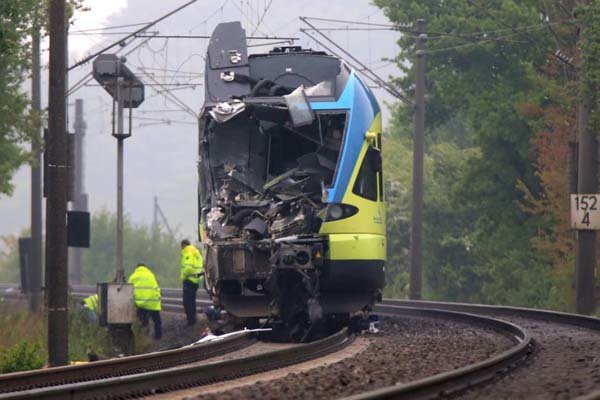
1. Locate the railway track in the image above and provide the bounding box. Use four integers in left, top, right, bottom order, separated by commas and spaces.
342, 300, 600, 400
0, 329, 352, 400
0, 332, 254, 394
5, 284, 600, 399
0, 284, 531, 400
70, 286, 600, 399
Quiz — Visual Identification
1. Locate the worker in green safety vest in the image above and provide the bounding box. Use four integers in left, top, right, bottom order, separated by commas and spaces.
128, 263, 162, 339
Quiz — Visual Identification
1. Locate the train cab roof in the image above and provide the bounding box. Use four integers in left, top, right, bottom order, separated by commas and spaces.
203, 22, 351, 107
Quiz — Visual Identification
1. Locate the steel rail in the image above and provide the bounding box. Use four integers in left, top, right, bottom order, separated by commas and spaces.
65, 285, 600, 331
0, 328, 352, 400
2, 284, 538, 400
379, 299, 600, 331
339, 304, 533, 400
0, 332, 254, 394
343, 299, 600, 400
370, 299, 600, 400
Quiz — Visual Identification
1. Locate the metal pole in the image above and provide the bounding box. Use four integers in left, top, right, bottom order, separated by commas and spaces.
46, 0, 69, 366
410, 19, 426, 300
153, 195, 158, 246
30, 17, 42, 313
575, 85, 596, 313
153, 195, 158, 228
69, 99, 86, 284
116, 77, 125, 282
575, 0, 596, 315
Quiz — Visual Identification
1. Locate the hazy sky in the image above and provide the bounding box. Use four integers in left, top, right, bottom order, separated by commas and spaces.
0, 0, 404, 247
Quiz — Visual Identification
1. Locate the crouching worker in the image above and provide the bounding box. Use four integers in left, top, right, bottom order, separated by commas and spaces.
128, 263, 162, 340
82, 294, 99, 324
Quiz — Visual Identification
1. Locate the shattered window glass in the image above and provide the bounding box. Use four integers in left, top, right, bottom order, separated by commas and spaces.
266, 112, 346, 188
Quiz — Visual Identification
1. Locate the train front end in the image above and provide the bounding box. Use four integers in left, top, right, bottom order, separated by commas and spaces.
198, 22, 385, 332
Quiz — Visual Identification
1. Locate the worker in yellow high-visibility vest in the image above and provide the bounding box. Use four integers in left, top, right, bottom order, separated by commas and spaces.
128, 263, 162, 339
180, 239, 204, 325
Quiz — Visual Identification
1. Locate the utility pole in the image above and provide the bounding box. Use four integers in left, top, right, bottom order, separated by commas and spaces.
115, 77, 126, 283
46, 0, 69, 366
153, 196, 176, 239
30, 16, 42, 313
69, 99, 87, 285
575, 1, 596, 315
410, 19, 426, 300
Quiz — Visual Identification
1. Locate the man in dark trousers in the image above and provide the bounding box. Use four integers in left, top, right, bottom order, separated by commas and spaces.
128, 263, 162, 339
180, 239, 204, 325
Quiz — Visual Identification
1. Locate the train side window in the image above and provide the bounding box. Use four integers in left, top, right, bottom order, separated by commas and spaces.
352, 146, 381, 201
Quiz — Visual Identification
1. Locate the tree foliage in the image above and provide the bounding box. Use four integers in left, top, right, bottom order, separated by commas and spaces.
0, 0, 87, 195
375, 0, 579, 309
81, 210, 183, 288
0, 211, 183, 289
0, 0, 41, 195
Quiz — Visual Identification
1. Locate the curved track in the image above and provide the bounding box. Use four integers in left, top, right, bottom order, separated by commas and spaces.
0, 329, 352, 400
71, 286, 600, 399
0, 332, 254, 394
348, 300, 600, 400
0, 285, 532, 400
7, 284, 600, 399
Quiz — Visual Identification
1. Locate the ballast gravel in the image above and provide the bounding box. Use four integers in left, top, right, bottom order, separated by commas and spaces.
457, 316, 600, 400
145, 311, 211, 352
187, 315, 514, 400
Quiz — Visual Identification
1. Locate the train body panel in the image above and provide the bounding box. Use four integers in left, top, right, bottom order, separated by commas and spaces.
198, 22, 386, 331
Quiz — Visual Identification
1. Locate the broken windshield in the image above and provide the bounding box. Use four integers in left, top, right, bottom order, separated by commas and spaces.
206, 107, 346, 197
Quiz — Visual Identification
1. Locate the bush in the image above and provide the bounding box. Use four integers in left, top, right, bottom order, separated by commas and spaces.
0, 341, 44, 373
68, 301, 111, 361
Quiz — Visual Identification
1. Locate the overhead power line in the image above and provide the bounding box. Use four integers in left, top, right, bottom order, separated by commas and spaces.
69, 0, 198, 71
302, 15, 573, 41
134, 34, 299, 41
302, 16, 413, 32
248, 39, 295, 48
250, 0, 274, 37
136, 67, 199, 118
466, 0, 575, 66
85, 82, 201, 87
299, 17, 412, 105
69, 22, 151, 34
67, 33, 158, 96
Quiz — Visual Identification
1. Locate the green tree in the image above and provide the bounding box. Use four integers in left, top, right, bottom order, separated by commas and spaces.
0, 0, 41, 195
0, 0, 87, 195
376, 0, 562, 308
82, 210, 182, 288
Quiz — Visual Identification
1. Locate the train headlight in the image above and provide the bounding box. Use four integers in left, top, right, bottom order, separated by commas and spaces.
328, 205, 344, 220
324, 203, 358, 222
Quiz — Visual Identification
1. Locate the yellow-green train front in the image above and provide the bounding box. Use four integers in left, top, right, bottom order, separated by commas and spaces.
198, 22, 385, 335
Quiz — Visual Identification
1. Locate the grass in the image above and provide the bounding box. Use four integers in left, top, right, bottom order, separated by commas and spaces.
0, 299, 113, 372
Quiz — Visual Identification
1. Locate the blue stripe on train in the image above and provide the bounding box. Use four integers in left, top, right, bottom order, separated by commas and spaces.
311, 72, 379, 203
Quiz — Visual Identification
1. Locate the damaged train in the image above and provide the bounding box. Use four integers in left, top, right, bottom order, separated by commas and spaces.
198, 22, 386, 337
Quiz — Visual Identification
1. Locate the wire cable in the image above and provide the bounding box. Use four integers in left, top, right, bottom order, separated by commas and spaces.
69, 22, 151, 34
300, 26, 411, 105
69, 0, 198, 70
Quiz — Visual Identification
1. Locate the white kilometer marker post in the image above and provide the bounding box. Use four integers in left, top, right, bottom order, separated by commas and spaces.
570, 194, 600, 230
